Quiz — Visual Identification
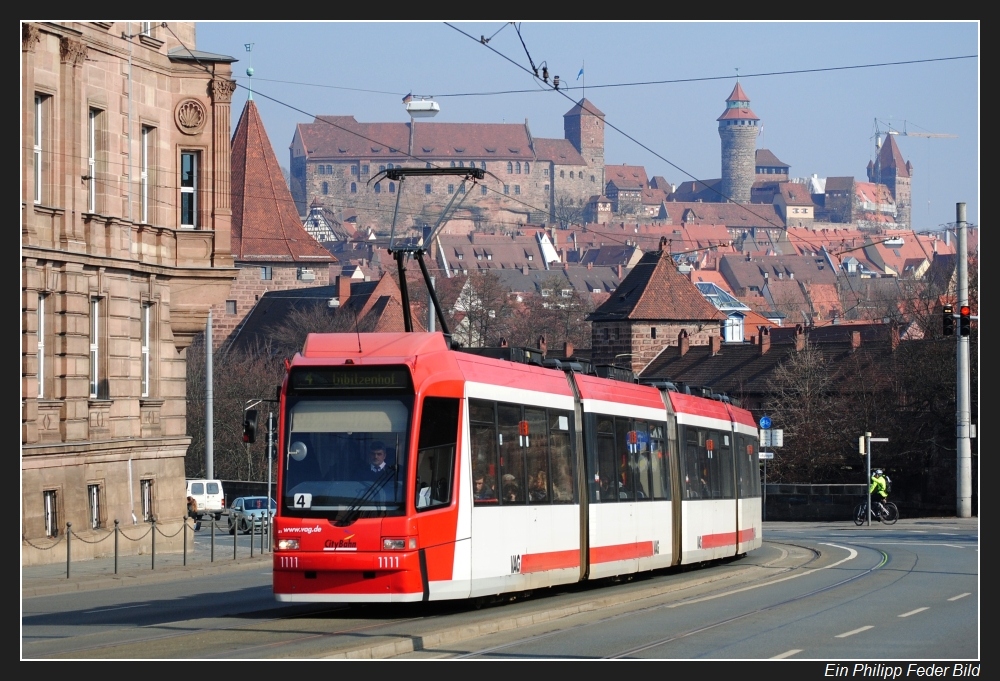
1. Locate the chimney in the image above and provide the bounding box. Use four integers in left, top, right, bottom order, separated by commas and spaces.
851, 330, 861, 349
338, 275, 351, 306
678, 329, 690, 356
710, 333, 722, 356
794, 324, 806, 351
616, 264, 622, 279
759, 327, 771, 355
537, 335, 547, 357
563, 341, 574, 358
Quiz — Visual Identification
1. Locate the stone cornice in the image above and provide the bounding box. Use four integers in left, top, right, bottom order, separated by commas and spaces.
21, 244, 238, 280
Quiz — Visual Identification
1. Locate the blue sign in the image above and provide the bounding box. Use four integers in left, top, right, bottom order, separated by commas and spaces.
759, 416, 772, 430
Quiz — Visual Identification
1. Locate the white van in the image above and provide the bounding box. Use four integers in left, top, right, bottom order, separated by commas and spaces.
186, 479, 225, 520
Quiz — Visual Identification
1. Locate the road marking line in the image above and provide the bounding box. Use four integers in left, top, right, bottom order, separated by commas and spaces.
898, 607, 929, 618
948, 593, 971, 601
836, 625, 874, 638
83, 604, 149, 614
771, 649, 802, 659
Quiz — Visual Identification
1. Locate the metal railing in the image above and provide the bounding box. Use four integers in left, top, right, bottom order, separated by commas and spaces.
23, 514, 273, 579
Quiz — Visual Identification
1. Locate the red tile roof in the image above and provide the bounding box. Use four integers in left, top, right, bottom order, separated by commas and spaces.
231, 100, 333, 262
589, 248, 725, 322
878, 134, 910, 178
533, 138, 586, 165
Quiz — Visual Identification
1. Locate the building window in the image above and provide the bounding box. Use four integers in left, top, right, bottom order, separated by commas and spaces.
140, 479, 154, 522
481, 185, 488, 196
425, 184, 432, 194
140, 21, 153, 36
350, 164, 358, 175
514, 185, 521, 195
350, 182, 357, 193
89, 297, 101, 398
141, 126, 153, 223
524, 162, 530, 174
516, 162, 521, 174
141, 302, 152, 398
543, 168, 549, 177
88, 483, 104, 529
44, 490, 58, 537
37, 292, 51, 399
459, 184, 466, 194
34, 94, 47, 204
374, 182, 381, 194
448, 184, 454, 194
544, 184, 550, 192
591, 175, 596, 182
503, 185, 510, 195
651, 327, 657, 340
88, 109, 99, 212
450, 161, 456, 168
361, 164, 369, 174
560, 170, 565, 178
318, 165, 325, 175
180, 151, 198, 228
322, 181, 329, 195
260, 266, 272, 280
480, 162, 486, 170
226, 300, 237, 315
389, 182, 395, 193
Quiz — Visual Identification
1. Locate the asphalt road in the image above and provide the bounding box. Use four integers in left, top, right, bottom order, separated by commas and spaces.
21, 518, 979, 662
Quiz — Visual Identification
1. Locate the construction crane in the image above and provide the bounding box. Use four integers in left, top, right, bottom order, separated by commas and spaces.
877, 118, 957, 139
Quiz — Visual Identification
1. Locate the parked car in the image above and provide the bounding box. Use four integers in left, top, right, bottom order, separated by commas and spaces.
227, 496, 277, 535
186, 479, 225, 520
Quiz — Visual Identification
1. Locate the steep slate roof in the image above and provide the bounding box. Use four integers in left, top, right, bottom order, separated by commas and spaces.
776, 182, 814, 205
563, 98, 605, 118
717, 82, 759, 122
664, 201, 785, 230
589, 248, 725, 322
825, 176, 855, 192
231, 100, 333, 262
755, 149, 789, 169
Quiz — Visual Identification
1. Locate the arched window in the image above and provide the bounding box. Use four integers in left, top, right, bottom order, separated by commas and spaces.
350, 182, 357, 193
322, 182, 329, 195
570, 171, 575, 179
450, 161, 456, 168
507, 162, 513, 174
560, 170, 565, 178
374, 182, 381, 194
379, 165, 386, 172
389, 182, 395, 193
524, 162, 530, 174
516, 162, 521, 174
480, 161, 486, 170
459, 161, 464, 168
387, 163, 394, 169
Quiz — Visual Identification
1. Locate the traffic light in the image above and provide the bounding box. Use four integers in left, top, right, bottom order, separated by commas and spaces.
942, 304, 955, 336
242, 409, 258, 443
959, 305, 972, 336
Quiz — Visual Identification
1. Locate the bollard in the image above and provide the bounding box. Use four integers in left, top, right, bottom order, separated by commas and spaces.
233, 519, 237, 560
114, 519, 119, 574
183, 517, 188, 566
211, 516, 215, 563
66, 522, 72, 579
151, 518, 156, 570
260, 516, 266, 554
250, 520, 255, 558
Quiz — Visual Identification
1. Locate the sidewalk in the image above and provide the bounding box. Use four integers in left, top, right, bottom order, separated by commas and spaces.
22, 525, 274, 599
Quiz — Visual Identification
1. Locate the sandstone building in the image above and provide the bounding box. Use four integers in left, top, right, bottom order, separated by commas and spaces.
21, 21, 237, 565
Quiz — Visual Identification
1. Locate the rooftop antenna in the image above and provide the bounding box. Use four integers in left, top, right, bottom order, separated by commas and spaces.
245, 43, 254, 100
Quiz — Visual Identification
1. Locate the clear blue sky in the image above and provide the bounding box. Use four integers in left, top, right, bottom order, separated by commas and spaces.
196, 21, 979, 232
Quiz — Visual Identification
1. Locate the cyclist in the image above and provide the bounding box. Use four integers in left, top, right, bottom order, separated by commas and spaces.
869, 469, 890, 519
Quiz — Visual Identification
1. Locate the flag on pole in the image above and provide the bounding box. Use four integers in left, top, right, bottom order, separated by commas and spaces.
577, 67, 584, 80
402, 92, 413, 103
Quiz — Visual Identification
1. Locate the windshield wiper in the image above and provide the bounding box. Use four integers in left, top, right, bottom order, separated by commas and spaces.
334, 465, 399, 527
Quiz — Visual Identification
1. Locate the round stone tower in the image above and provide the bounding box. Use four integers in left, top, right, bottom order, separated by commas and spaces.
717, 81, 759, 204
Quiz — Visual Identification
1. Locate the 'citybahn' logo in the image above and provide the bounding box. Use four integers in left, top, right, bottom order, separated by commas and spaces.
324, 535, 358, 551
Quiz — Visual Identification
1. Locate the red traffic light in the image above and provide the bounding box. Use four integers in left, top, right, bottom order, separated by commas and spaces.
959, 305, 972, 336
960, 305, 971, 316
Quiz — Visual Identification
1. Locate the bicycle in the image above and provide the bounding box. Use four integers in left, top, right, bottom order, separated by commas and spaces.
854, 499, 898, 525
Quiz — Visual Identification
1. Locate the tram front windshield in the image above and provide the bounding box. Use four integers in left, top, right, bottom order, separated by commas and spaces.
283, 397, 411, 519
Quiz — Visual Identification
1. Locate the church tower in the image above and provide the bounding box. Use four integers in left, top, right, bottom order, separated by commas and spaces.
867, 133, 913, 229
717, 81, 760, 204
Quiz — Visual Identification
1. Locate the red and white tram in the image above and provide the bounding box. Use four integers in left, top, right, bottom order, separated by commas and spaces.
272, 332, 761, 603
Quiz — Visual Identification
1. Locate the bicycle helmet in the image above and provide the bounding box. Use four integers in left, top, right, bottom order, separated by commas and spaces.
874, 469, 883, 477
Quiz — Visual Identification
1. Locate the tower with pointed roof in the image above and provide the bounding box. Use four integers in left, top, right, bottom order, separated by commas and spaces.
587, 241, 725, 374
866, 133, 913, 229
215, 98, 336, 347
564, 98, 606, 190
718, 81, 760, 204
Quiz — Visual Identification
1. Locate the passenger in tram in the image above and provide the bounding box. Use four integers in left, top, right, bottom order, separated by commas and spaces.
501, 474, 522, 502
473, 468, 496, 501
528, 469, 549, 503
552, 465, 574, 501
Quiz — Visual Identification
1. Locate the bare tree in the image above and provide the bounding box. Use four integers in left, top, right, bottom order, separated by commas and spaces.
453, 270, 515, 347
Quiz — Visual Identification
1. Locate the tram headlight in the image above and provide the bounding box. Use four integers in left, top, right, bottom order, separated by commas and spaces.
277, 538, 300, 550
383, 537, 417, 550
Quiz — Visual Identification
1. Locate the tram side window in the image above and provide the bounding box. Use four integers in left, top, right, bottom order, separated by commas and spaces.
682, 428, 707, 499
632, 420, 652, 500
595, 416, 618, 502
718, 432, 735, 499
616, 417, 635, 499
549, 411, 575, 503
469, 399, 498, 504
648, 423, 670, 500
498, 404, 525, 504
736, 436, 761, 498
703, 430, 724, 499
415, 397, 459, 511
524, 407, 550, 503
